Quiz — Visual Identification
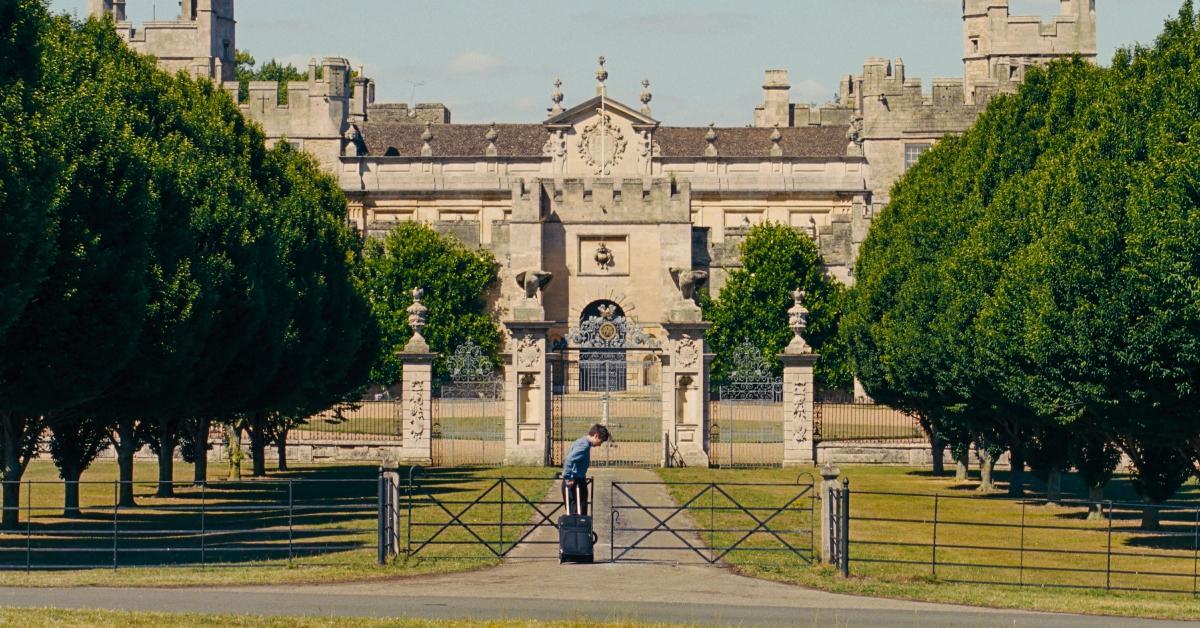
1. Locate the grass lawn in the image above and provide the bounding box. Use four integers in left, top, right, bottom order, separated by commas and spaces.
0, 460, 554, 587
658, 465, 1200, 621
0, 608, 690, 627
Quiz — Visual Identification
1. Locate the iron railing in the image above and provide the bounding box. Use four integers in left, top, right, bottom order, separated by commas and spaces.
847, 489, 1200, 595
0, 478, 377, 570
814, 392, 924, 444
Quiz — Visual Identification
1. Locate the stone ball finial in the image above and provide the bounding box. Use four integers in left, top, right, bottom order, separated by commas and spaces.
705, 123, 717, 143
421, 121, 433, 143
770, 124, 782, 144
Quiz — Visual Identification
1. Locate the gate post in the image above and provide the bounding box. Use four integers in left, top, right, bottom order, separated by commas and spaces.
819, 461, 842, 565
504, 319, 553, 466
780, 289, 817, 466
378, 462, 401, 562
662, 319, 712, 468
398, 288, 435, 466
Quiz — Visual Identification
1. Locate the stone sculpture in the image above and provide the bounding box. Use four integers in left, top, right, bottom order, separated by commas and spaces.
669, 267, 709, 302
514, 270, 553, 301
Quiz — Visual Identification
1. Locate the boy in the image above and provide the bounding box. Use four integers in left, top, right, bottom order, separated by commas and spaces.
561, 423, 610, 516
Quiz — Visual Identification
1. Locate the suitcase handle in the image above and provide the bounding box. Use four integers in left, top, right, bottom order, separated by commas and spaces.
591, 532, 598, 544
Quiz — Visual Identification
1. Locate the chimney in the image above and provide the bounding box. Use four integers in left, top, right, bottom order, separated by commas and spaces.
757, 69, 792, 128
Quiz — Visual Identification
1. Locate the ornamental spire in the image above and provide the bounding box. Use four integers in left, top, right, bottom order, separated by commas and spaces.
595, 56, 608, 97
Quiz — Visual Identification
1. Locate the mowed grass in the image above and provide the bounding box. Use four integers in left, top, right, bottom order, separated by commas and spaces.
0, 460, 554, 587
0, 608, 693, 628
658, 465, 1200, 621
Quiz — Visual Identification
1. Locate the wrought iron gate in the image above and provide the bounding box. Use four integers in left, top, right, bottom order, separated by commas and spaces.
551, 309, 663, 468
710, 340, 783, 467
432, 339, 505, 466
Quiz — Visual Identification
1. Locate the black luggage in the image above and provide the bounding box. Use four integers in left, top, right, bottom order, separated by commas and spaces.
558, 482, 596, 563
558, 514, 597, 563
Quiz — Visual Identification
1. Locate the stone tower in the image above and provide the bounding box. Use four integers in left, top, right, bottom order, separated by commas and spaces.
90, 0, 237, 82
962, 0, 1096, 104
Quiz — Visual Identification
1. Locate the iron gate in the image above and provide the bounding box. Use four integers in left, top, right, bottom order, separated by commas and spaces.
610, 479, 816, 564
432, 339, 505, 466
551, 309, 663, 468
710, 340, 784, 467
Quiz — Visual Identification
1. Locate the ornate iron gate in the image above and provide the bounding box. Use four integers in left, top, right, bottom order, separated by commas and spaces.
432, 339, 505, 466
552, 309, 662, 468
710, 340, 783, 467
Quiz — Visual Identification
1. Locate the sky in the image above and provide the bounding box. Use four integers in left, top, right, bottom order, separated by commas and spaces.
49, 0, 1184, 125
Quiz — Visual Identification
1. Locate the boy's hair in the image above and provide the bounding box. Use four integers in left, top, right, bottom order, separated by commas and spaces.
588, 424, 611, 443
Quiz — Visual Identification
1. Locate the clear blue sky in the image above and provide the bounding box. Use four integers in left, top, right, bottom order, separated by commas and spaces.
49, 0, 1183, 125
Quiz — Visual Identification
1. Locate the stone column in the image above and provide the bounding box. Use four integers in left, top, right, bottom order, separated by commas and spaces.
781, 289, 818, 467
504, 270, 554, 466
661, 322, 711, 467
398, 289, 434, 465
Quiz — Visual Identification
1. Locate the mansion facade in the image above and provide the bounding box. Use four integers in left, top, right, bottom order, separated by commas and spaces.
89, 1, 1097, 466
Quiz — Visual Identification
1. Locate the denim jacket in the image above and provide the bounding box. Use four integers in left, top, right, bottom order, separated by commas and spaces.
562, 436, 591, 480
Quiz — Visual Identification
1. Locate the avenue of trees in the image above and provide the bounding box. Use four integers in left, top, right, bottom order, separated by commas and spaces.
847, 3, 1200, 527
0, 2, 377, 523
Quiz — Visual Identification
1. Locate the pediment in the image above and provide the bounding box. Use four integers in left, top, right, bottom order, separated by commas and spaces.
544, 95, 659, 128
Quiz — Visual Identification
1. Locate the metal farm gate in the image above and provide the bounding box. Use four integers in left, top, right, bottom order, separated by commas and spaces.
432, 339, 505, 466
551, 306, 663, 468
710, 340, 784, 468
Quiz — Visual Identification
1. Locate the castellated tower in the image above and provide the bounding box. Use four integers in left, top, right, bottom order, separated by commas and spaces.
962, 0, 1096, 104
90, 0, 237, 82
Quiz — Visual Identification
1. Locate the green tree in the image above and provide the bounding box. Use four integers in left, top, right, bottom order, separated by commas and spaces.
361, 222, 500, 383
703, 221, 850, 390
235, 50, 306, 104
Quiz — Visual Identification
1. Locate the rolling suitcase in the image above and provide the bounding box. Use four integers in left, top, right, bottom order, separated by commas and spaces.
558, 482, 597, 563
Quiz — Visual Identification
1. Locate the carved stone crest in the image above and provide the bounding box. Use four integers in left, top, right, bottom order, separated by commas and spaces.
516, 334, 541, 369
578, 113, 627, 175
675, 334, 699, 369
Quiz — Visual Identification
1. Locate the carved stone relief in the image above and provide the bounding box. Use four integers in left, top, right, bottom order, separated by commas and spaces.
408, 380, 426, 441
516, 334, 541, 369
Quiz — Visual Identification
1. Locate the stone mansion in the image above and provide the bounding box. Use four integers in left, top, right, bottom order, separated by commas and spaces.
88, 0, 1097, 466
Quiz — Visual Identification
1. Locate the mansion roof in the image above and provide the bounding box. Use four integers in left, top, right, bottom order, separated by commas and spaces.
357, 122, 851, 160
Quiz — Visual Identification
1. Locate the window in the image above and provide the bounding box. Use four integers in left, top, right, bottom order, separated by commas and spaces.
904, 143, 932, 171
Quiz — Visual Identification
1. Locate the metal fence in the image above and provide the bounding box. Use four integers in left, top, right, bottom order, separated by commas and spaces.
611, 479, 817, 564
294, 395, 402, 442
0, 478, 378, 570
403, 474, 586, 558
814, 391, 924, 443
845, 489, 1200, 595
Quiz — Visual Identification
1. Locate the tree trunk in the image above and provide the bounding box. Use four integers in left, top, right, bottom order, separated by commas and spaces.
274, 432, 289, 470
1142, 499, 1161, 531
1, 433, 21, 530
191, 417, 210, 486
955, 457, 968, 481
62, 467, 81, 518
226, 425, 243, 481
1007, 442, 1025, 498
1045, 468, 1063, 505
114, 419, 138, 508
155, 422, 176, 498
249, 413, 267, 478
1, 415, 29, 530
930, 434, 946, 476
1086, 485, 1105, 521
978, 452, 995, 493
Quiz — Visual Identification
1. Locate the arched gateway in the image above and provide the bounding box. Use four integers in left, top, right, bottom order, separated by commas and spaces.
550, 302, 663, 467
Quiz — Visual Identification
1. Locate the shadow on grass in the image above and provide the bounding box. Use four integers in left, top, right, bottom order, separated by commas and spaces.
0, 466, 387, 570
